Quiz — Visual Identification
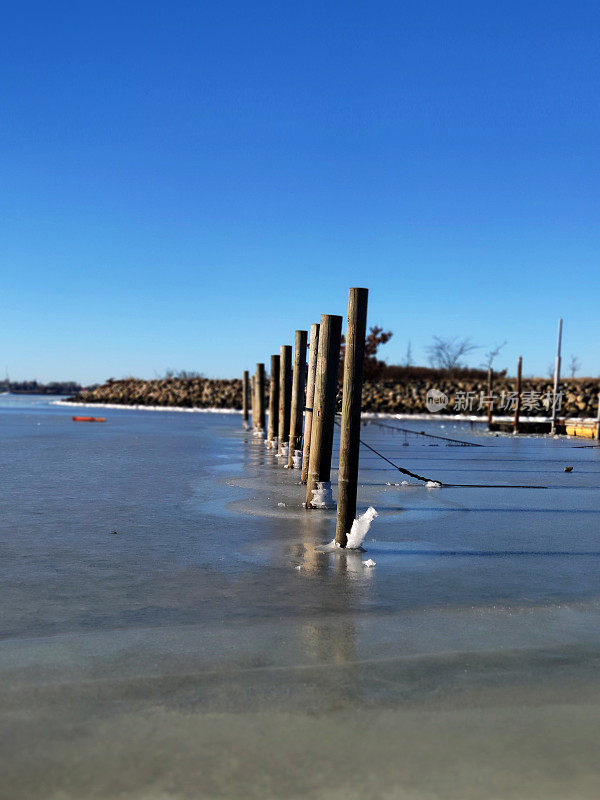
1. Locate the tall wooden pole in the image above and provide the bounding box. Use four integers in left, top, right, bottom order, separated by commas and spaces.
513, 356, 522, 434
242, 370, 249, 429
336, 288, 368, 546
267, 355, 280, 446
596, 393, 600, 441
250, 374, 255, 429
301, 323, 320, 484
306, 314, 342, 507
487, 367, 493, 429
288, 330, 308, 467
551, 318, 563, 435
255, 363, 266, 432
278, 345, 292, 454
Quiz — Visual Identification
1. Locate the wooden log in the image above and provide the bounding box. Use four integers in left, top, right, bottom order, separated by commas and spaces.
242, 370, 249, 428
288, 330, 308, 467
513, 356, 522, 434
267, 355, 280, 446
305, 314, 342, 508
551, 318, 563, 435
487, 367, 493, 429
596, 393, 600, 441
301, 323, 320, 484
278, 345, 292, 454
251, 374, 255, 429
255, 363, 266, 432
335, 288, 368, 546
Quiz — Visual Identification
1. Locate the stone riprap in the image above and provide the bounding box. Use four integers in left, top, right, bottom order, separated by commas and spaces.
69, 376, 600, 418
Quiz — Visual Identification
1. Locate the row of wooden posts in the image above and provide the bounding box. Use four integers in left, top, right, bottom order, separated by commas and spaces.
242, 287, 369, 547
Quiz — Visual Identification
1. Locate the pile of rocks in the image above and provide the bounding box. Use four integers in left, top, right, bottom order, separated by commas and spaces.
71, 377, 242, 408
361, 378, 600, 417
70, 376, 600, 418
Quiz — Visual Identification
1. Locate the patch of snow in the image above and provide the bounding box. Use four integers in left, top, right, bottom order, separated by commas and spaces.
363, 558, 376, 567
310, 481, 333, 508
426, 481, 442, 488
346, 507, 379, 549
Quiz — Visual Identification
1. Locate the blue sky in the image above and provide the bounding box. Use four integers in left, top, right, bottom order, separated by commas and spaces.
1, 0, 599, 383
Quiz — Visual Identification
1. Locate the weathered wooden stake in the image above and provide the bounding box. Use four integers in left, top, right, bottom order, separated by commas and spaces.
301, 323, 320, 484
278, 345, 292, 454
288, 330, 308, 467
267, 355, 280, 446
487, 367, 493, 429
335, 288, 368, 546
250, 374, 255, 428
255, 363, 266, 432
551, 318, 563, 435
596, 393, 600, 441
513, 356, 522, 434
242, 370, 249, 428
306, 314, 342, 508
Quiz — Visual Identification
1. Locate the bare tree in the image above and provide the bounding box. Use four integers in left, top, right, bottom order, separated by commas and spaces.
481, 340, 507, 371
547, 364, 555, 379
404, 340, 413, 368
427, 336, 478, 373
568, 354, 581, 378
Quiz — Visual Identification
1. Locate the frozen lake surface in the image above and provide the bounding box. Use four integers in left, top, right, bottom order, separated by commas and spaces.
1, 396, 600, 799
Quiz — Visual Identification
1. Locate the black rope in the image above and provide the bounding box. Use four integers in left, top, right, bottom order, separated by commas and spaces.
364, 419, 484, 447
357, 435, 441, 483
334, 417, 440, 483
334, 416, 547, 489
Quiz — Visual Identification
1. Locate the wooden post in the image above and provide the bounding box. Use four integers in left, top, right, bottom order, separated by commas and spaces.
288, 330, 308, 467
255, 363, 266, 432
267, 355, 280, 446
301, 323, 320, 484
513, 356, 522, 434
551, 318, 563, 435
596, 393, 600, 441
242, 370, 249, 428
305, 314, 342, 507
250, 374, 255, 429
487, 367, 493, 429
336, 288, 368, 546
278, 345, 292, 454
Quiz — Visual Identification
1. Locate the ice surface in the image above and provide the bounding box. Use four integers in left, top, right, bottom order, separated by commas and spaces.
363, 558, 377, 567
4, 402, 600, 800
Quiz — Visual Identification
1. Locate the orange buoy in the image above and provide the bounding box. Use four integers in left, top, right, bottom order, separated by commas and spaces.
72, 416, 106, 422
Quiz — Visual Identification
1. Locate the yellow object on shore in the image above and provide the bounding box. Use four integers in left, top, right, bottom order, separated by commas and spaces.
564, 420, 597, 439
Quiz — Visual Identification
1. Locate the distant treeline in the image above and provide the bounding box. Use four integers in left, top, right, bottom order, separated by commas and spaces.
2, 381, 92, 395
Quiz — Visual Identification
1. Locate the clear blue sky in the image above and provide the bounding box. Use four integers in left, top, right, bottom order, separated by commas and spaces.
1, 0, 598, 383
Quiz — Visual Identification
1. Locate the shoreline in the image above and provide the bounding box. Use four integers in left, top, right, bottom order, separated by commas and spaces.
52, 400, 598, 425
52, 400, 241, 414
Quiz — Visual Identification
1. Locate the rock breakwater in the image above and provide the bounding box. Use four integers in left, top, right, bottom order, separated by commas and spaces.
69, 376, 600, 418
